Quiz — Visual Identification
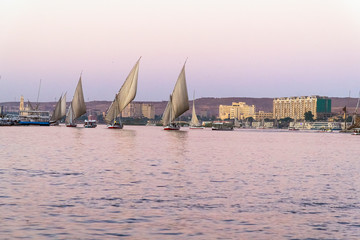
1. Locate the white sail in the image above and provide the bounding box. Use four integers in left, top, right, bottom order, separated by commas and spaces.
190, 92, 200, 127
65, 103, 73, 125
105, 94, 119, 124
105, 58, 140, 124
162, 95, 173, 126
65, 76, 86, 124
60, 93, 67, 118
50, 95, 63, 122
162, 63, 189, 126
116, 58, 140, 114
71, 76, 86, 119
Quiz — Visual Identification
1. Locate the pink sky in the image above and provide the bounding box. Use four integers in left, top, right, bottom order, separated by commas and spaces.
1, 0, 360, 102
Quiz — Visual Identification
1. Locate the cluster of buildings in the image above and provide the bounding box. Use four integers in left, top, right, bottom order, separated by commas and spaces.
219, 96, 332, 121
219, 102, 256, 120
119, 102, 155, 119
10, 95, 333, 122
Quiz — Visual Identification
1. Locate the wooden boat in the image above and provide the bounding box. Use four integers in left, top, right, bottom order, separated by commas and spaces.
105, 58, 140, 129
162, 62, 189, 130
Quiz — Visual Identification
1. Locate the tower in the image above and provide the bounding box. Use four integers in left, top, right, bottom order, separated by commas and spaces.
19, 95, 24, 111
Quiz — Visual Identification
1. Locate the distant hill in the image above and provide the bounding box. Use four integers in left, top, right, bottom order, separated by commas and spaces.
1, 97, 358, 118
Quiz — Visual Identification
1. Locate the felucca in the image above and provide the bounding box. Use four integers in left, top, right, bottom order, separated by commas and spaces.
50, 93, 66, 125
65, 76, 86, 127
162, 62, 189, 130
189, 91, 203, 129
105, 58, 140, 129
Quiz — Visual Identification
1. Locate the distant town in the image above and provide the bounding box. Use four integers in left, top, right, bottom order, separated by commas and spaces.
1, 94, 359, 129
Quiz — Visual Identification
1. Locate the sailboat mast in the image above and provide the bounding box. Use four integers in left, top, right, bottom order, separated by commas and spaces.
35, 79, 42, 110
114, 95, 117, 124
353, 91, 360, 125
355, 91, 360, 115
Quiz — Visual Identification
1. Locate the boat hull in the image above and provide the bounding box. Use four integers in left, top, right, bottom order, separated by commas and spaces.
107, 124, 123, 129
66, 124, 77, 127
190, 126, 204, 129
50, 121, 60, 126
212, 128, 233, 131
19, 121, 50, 126
84, 125, 97, 128
164, 125, 180, 130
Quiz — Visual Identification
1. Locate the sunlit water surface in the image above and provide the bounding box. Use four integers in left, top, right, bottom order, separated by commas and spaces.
1, 126, 360, 239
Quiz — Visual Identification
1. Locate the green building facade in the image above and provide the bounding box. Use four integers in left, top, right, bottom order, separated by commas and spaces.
316, 98, 331, 113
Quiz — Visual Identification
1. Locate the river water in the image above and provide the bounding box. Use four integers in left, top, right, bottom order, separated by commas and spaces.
0, 126, 359, 239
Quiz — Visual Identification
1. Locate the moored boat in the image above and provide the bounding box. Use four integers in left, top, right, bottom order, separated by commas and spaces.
352, 128, 360, 135
19, 110, 50, 126
212, 121, 233, 131
189, 126, 204, 129
84, 119, 97, 128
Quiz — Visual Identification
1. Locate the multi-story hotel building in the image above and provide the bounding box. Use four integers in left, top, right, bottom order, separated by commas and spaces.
273, 96, 331, 120
122, 102, 155, 119
254, 111, 273, 120
219, 102, 255, 120
141, 103, 155, 119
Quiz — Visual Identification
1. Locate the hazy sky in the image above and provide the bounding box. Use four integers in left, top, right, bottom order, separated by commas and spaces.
1, 0, 360, 102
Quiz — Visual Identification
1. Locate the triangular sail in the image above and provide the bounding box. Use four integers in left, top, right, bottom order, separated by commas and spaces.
190, 92, 200, 127
65, 103, 73, 125
116, 58, 140, 114
162, 95, 172, 126
162, 63, 189, 126
105, 94, 119, 124
60, 93, 67, 118
105, 58, 140, 124
65, 76, 86, 124
50, 95, 63, 122
27, 100, 35, 111
71, 76, 86, 119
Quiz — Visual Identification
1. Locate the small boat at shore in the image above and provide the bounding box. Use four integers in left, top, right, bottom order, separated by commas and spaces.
65, 75, 86, 127
84, 119, 97, 128
162, 62, 189, 130
212, 121, 233, 131
352, 128, 360, 135
105, 58, 140, 129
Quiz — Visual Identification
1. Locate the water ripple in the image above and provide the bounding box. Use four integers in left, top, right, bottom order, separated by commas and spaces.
0, 126, 359, 239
